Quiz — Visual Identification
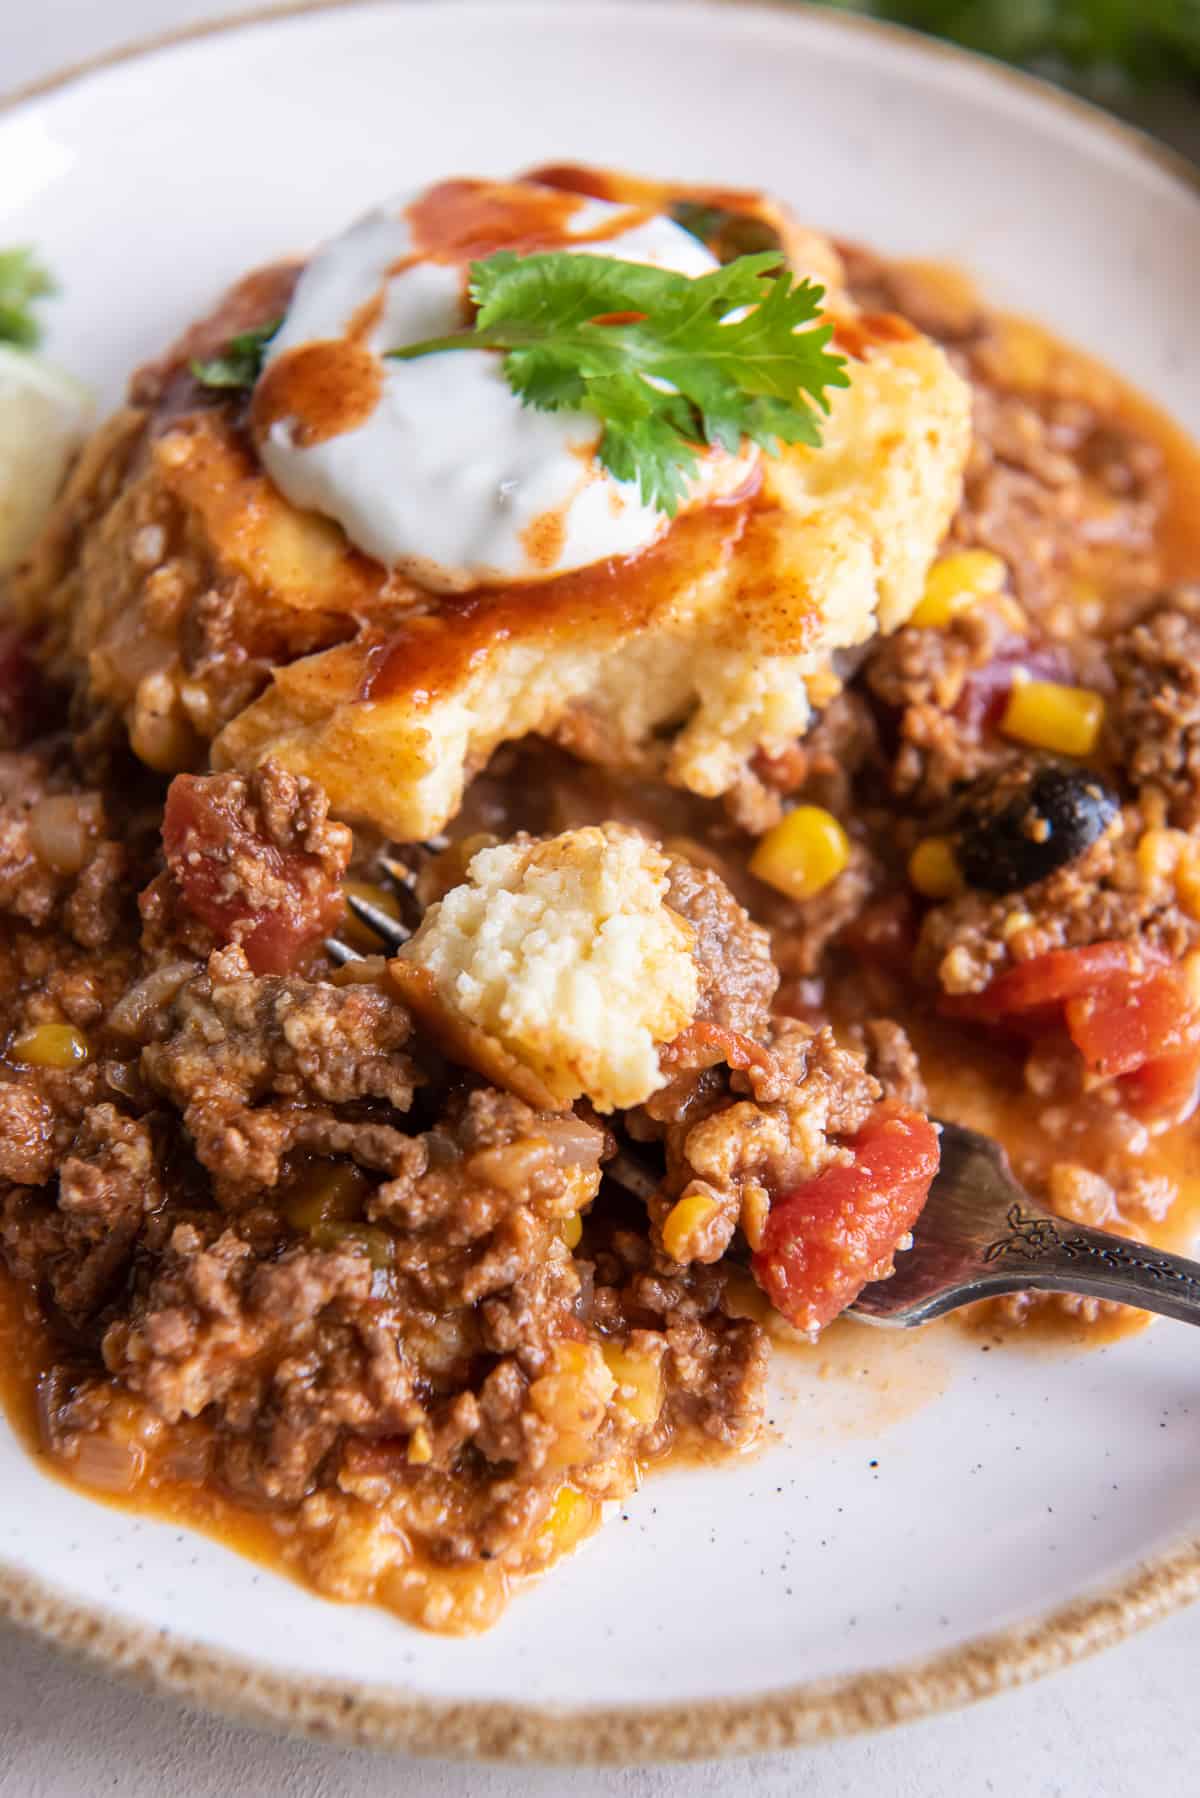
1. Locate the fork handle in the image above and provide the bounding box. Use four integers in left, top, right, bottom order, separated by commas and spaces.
979, 1208, 1200, 1327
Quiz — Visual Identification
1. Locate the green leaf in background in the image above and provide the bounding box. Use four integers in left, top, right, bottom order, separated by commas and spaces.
0, 249, 56, 350
820, 0, 1200, 84
190, 318, 281, 391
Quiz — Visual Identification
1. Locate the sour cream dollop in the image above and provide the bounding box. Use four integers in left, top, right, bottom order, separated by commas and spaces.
252, 179, 759, 592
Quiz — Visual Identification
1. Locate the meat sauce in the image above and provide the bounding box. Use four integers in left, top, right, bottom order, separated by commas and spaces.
2, 244, 1200, 1635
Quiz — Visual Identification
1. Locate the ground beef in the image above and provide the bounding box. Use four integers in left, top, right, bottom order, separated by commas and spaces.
764, 847, 878, 982
917, 811, 1200, 994
633, 1019, 881, 1266
1109, 588, 1200, 828
863, 609, 1025, 811
593, 1228, 766, 1450
753, 689, 879, 818
851, 1018, 928, 1111
104, 1220, 423, 1502
953, 381, 1165, 619
0, 745, 778, 1576
0, 751, 131, 943
844, 242, 1167, 625
139, 945, 418, 1200
665, 855, 778, 1036
2, 1106, 163, 1325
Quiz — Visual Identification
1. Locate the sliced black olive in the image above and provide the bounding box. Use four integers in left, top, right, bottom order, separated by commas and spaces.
953, 761, 1119, 894
669, 201, 783, 265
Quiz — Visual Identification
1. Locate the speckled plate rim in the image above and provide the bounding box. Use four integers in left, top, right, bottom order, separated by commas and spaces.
2, 0, 1200, 1763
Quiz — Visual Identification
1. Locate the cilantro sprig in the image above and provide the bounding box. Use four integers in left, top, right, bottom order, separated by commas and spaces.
390, 251, 849, 515
0, 249, 56, 350
190, 318, 280, 391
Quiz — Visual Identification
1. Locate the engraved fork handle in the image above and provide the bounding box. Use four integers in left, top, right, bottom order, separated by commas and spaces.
976, 1208, 1200, 1328
850, 1123, 1200, 1328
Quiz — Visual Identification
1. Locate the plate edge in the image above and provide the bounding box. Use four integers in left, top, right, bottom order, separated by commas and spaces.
2, 0, 1200, 1760
3, 0, 1200, 215
3, 1538, 1200, 1761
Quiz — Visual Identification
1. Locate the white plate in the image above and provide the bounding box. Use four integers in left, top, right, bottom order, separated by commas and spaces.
2, 0, 1200, 1762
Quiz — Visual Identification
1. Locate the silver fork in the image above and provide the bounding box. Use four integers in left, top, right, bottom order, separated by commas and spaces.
850, 1120, 1200, 1330
326, 854, 426, 966
331, 892, 1200, 1332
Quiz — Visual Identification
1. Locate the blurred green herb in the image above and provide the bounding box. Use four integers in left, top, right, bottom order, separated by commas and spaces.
190, 318, 280, 391
823, 1, 1200, 85
0, 249, 56, 349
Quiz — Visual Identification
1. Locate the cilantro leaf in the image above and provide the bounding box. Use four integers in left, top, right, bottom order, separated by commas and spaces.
0, 249, 56, 350
390, 251, 849, 515
190, 318, 281, 391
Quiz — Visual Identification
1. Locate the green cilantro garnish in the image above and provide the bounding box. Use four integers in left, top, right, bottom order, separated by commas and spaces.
0, 249, 56, 350
190, 318, 281, 391
390, 250, 849, 515
668, 201, 784, 265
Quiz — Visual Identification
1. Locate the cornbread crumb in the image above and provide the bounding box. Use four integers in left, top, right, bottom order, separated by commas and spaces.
393, 827, 699, 1110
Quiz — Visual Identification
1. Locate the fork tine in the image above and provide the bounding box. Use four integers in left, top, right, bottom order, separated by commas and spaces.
606, 1148, 662, 1202
345, 891, 412, 952
378, 857, 426, 930
380, 854, 415, 885
325, 937, 363, 966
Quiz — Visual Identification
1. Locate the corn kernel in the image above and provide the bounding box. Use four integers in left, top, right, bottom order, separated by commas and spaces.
749, 805, 850, 902
548, 1340, 592, 1379
8, 1023, 90, 1070
911, 550, 1007, 629
907, 837, 964, 900
661, 1191, 722, 1264
1136, 828, 1200, 922
739, 1185, 770, 1253
1000, 677, 1105, 757
342, 879, 405, 952
536, 1484, 597, 1558
560, 1212, 583, 1251
602, 1343, 664, 1427
406, 1425, 433, 1466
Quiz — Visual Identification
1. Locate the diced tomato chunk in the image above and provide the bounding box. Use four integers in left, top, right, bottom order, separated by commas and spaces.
1121, 1046, 1200, 1119
944, 941, 1200, 1120
751, 1106, 940, 1334
662, 1018, 775, 1077
945, 943, 1169, 1024
1064, 965, 1198, 1078
162, 771, 346, 975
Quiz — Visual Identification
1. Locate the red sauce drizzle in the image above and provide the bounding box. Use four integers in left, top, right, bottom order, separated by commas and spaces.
250, 340, 382, 448
361, 502, 752, 705
833, 311, 917, 360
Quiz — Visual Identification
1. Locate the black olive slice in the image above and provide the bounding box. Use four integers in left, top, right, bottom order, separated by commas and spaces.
954, 761, 1119, 894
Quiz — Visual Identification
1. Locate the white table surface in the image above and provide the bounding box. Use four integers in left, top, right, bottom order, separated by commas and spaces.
3, 3, 1199, 1792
